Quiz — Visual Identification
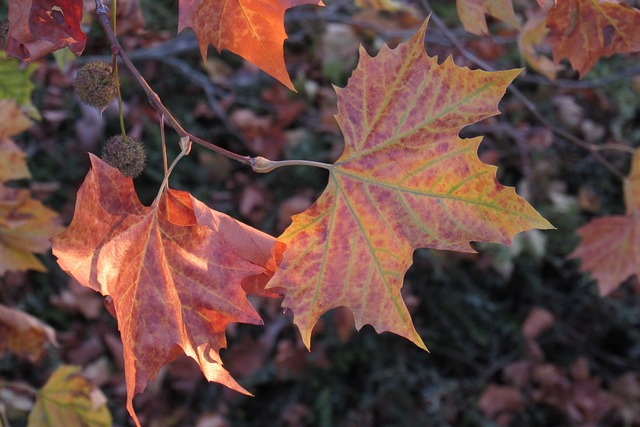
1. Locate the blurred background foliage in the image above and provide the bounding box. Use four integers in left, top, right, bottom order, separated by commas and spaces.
1, 0, 639, 426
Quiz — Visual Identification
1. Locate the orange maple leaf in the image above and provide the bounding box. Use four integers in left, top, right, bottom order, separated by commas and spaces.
177, 0, 323, 91
569, 149, 640, 295
457, 0, 520, 36
51, 155, 280, 426
268, 18, 553, 350
546, 0, 640, 77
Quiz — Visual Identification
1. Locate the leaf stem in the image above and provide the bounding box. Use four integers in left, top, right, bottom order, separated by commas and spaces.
93, 0, 335, 175
93, 0, 251, 166
110, 0, 127, 139
251, 156, 333, 173
152, 137, 192, 208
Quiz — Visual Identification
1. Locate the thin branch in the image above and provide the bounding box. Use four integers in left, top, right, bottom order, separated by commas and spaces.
93, 0, 252, 167
420, 0, 628, 180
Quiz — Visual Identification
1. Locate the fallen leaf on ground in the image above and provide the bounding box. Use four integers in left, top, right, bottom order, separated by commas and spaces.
569, 149, 640, 295
28, 365, 111, 427
0, 303, 57, 363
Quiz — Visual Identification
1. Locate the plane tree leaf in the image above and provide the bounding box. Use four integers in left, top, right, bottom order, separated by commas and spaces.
51, 155, 281, 426
177, 0, 324, 91
27, 365, 111, 427
457, 0, 520, 36
546, 0, 640, 77
6, 0, 86, 63
569, 149, 640, 295
268, 18, 553, 350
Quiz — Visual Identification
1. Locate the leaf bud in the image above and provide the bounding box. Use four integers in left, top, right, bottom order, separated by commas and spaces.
74, 61, 116, 110
251, 156, 277, 173
101, 134, 147, 178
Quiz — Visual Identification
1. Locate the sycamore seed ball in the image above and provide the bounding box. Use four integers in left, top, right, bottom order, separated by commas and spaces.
74, 61, 116, 110
101, 135, 147, 178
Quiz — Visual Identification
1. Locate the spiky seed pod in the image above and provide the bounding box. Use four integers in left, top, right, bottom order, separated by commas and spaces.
74, 61, 116, 110
101, 135, 147, 178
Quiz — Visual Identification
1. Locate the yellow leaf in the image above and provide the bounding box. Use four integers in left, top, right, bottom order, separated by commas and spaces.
28, 365, 112, 427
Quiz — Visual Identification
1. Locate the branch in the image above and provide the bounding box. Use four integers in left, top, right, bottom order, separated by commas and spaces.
420, 0, 629, 180
93, 0, 252, 167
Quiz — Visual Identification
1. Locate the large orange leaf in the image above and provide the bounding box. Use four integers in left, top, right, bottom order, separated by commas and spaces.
268, 18, 553, 349
569, 149, 640, 295
457, 0, 520, 36
177, 0, 323, 91
51, 155, 280, 426
546, 0, 640, 77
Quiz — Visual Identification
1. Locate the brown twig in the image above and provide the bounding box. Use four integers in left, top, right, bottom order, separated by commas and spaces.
420, 0, 628, 180
93, 0, 252, 167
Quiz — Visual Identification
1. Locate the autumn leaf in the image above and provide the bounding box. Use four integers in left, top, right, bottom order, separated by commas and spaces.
0, 102, 63, 274
6, 0, 86, 63
51, 155, 280, 426
0, 100, 32, 182
569, 149, 640, 295
546, 0, 640, 77
268, 18, 553, 350
457, 0, 520, 36
518, 10, 564, 80
0, 53, 40, 119
177, 0, 324, 91
0, 304, 57, 363
27, 365, 111, 427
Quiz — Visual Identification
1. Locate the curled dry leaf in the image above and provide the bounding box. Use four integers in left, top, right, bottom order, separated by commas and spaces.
7, 0, 86, 62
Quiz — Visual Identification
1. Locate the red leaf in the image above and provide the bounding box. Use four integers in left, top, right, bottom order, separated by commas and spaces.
51, 155, 280, 426
177, 0, 323, 91
546, 0, 640, 77
569, 149, 640, 295
269, 19, 552, 350
7, 0, 86, 62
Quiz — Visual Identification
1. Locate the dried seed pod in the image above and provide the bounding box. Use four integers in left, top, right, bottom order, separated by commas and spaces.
74, 61, 116, 110
101, 135, 147, 178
